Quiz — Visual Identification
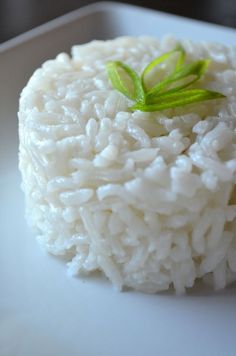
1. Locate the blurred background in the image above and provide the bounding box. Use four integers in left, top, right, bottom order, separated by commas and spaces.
0, 0, 236, 43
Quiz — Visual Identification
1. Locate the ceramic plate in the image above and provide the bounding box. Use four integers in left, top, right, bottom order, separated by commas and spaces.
1, 2, 236, 355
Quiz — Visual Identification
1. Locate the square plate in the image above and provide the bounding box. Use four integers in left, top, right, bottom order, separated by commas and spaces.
1, 2, 236, 356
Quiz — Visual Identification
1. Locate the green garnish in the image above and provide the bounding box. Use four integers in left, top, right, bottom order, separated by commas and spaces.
105, 47, 225, 112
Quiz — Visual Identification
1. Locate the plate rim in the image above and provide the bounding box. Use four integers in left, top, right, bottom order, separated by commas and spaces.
1, 1, 236, 54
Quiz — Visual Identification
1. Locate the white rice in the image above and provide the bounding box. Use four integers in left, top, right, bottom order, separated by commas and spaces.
18, 36, 236, 293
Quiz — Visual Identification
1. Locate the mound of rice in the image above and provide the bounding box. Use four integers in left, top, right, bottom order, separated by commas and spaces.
18, 36, 236, 293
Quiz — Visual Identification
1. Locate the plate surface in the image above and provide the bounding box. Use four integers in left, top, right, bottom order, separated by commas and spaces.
1, 2, 236, 356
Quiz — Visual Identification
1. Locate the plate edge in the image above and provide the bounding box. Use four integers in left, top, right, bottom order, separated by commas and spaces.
1, 1, 236, 54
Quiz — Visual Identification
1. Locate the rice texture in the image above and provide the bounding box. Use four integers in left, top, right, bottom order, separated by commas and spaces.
18, 36, 236, 293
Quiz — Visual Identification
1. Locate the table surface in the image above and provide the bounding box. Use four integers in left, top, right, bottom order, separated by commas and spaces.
0, 0, 236, 44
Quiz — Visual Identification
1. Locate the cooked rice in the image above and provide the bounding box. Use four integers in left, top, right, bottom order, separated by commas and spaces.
18, 36, 236, 293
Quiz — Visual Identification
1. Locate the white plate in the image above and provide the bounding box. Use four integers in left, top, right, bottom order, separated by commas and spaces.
1, 2, 236, 356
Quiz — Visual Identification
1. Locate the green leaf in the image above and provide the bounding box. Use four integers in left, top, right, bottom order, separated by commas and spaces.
106, 61, 145, 102
146, 59, 211, 103
141, 47, 186, 91
174, 45, 186, 70
130, 89, 225, 112
105, 45, 226, 115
